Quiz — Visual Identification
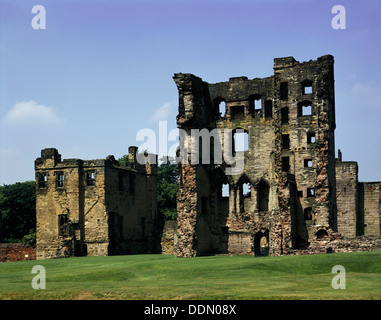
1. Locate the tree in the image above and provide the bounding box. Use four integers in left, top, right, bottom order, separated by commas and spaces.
117, 154, 129, 167
0, 181, 36, 244
157, 156, 177, 220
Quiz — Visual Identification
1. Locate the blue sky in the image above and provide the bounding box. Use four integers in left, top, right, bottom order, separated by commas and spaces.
0, 0, 380, 184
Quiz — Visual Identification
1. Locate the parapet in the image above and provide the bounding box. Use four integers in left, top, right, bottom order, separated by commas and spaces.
35, 148, 61, 168
273, 56, 297, 71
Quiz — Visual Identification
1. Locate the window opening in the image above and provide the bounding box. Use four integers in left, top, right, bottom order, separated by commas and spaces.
280, 82, 288, 100
307, 132, 316, 144
282, 156, 290, 172
86, 171, 95, 186
243, 183, 251, 197
222, 183, 229, 198
304, 159, 313, 168
230, 105, 245, 119
233, 130, 249, 152
219, 101, 226, 117
56, 172, 64, 188
282, 134, 290, 149
264, 100, 273, 118
38, 173, 48, 188
258, 180, 270, 212
307, 188, 315, 197
281, 107, 289, 124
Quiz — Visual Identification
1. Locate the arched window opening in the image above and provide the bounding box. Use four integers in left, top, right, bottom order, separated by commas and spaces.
316, 229, 328, 239
238, 175, 251, 213
219, 101, 226, 117
213, 97, 226, 118
249, 94, 262, 116
298, 101, 312, 116
233, 129, 249, 153
243, 182, 251, 197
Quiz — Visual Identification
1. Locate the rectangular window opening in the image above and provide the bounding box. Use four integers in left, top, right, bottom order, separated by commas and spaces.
282, 156, 290, 172
307, 188, 315, 197
303, 86, 313, 94
304, 159, 313, 168
86, 171, 95, 186
281, 107, 289, 124
282, 134, 290, 150
254, 99, 262, 115
38, 173, 48, 188
280, 82, 288, 100
233, 131, 249, 153
307, 132, 316, 144
264, 100, 273, 118
230, 105, 245, 119
56, 172, 64, 188
299, 105, 312, 116
222, 183, 229, 198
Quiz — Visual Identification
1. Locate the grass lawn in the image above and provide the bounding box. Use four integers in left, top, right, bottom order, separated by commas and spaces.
0, 251, 380, 300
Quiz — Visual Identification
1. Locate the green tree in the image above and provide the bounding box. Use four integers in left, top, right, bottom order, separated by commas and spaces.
0, 181, 36, 244
117, 154, 129, 167
157, 156, 177, 220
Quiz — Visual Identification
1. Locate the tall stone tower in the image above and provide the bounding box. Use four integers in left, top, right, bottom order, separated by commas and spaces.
173, 55, 337, 257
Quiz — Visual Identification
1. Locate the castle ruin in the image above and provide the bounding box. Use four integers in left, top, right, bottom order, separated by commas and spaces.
173, 55, 381, 257
35, 55, 381, 259
35, 147, 159, 259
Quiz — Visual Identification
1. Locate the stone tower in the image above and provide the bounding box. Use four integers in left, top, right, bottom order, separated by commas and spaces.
35, 147, 159, 259
173, 55, 337, 257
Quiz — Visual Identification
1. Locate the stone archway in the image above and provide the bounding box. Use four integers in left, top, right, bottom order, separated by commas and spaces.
254, 230, 269, 256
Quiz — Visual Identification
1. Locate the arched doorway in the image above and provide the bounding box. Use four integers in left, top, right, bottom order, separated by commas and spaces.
254, 230, 269, 256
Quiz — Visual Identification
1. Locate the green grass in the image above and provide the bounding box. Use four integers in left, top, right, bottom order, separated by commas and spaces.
0, 251, 380, 300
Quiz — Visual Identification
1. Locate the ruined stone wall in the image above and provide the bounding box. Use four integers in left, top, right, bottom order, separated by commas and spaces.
35, 148, 158, 260
0, 243, 36, 262
335, 160, 358, 237
104, 154, 159, 254
359, 182, 381, 236
273, 55, 336, 239
287, 235, 381, 255
160, 220, 177, 254
174, 55, 337, 257
35, 149, 109, 259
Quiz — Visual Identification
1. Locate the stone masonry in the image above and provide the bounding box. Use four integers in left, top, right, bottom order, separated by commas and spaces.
34, 55, 380, 260
35, 147, 159, 259
173, 55, 381, 257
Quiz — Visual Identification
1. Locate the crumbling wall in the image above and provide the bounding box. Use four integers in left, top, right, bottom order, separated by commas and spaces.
35, 147, 159, 260
174, 55, 338, 257
0, 243, 36, 262
359, 182, 381, 236
335, 160, 358, 237
160, 220, 177, 254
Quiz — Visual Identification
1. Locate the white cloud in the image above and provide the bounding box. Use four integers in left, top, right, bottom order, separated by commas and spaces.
150, 100, 176, 122
3, 100, 63, 126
